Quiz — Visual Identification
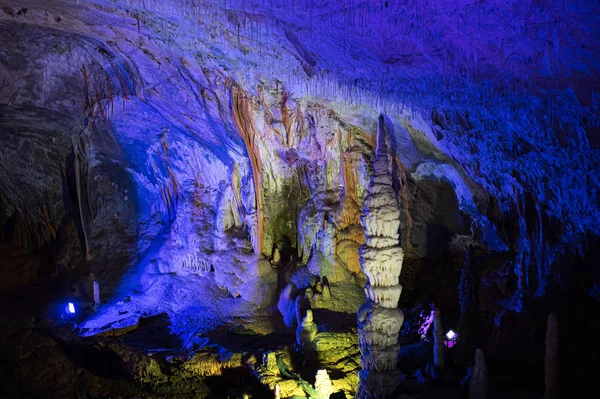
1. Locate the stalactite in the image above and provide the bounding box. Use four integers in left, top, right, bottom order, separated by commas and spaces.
165, 165, 179, 199
82, 64, 93, 119
230, 164, 245, 223
337, 148, 361, 227
40, 204, 56, 241
513, 183, 530, 308
295, 103, 304, 143
399, 168, 413, 252
231, 86, 265, 255
106, 57, 130, 110
335, 139, 366, 275
280, 87, 294, 147
72, 137, 93, 261
11, 209, 37, 250
257, 85, 282, 147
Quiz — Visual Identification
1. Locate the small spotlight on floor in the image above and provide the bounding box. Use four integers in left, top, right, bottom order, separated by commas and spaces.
444, 329, 458, 348
66, 302, 76, 314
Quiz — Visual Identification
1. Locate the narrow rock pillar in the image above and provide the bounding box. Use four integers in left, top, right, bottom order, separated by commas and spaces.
357, 115, 404, 398
93, 280, 101, 307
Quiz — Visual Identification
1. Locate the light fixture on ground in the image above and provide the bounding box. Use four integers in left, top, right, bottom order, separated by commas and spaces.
445, 329, 458, 348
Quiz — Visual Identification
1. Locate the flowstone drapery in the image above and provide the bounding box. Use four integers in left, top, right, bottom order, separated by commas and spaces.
357, 115, 404, 398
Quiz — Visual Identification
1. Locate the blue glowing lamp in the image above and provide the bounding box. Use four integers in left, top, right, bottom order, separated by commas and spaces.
66, 302, 76, 314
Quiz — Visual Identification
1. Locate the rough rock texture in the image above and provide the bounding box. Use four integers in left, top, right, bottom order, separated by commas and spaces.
544, 313, 559, 399
251, 337, 360, 399
314, 369, 335, 399
296, 309, 318, 351
469, 348, 489, 399
433, 307, 445, 370
0, 0, 599, 397
357, 116, 404, 398
457, 246, 482, 364
3, 0, 595, 330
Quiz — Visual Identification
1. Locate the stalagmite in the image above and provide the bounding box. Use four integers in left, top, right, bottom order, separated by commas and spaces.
469, 348, 488, 399
272, 247, 281, 264
274, 384, 281, 399
297, 309, 318, 352
433, 307, 445, 369
322, 284, 331, 300
544, 312, 559, 399
458, 246, 480, 365
357, 115, 404, 398
314, 369, 335, 399
93, 281, 101, 307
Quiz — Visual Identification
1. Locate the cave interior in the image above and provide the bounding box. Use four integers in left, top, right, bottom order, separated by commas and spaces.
0, 1, 599, 398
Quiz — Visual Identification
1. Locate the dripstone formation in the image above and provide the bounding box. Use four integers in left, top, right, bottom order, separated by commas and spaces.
357, 115, 404, 398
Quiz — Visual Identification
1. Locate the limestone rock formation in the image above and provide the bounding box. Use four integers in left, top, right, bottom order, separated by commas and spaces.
469, 349, 488, 399
278, 283, 298, 327
0, 1, 599, 398
250, 345, 357, 398
457, 246, 481, 364
252, 352, 307, 398
314, 369, 335, 399
357, 115, 405, 398
296, 309, 318, 352
544, 313, 559, 399
433, 307, 445, 370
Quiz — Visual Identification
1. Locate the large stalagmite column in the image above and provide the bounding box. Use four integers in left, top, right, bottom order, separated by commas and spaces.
357, 115, 404, 398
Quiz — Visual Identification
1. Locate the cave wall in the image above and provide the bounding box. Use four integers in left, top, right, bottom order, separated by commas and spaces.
0, 0, 598, 342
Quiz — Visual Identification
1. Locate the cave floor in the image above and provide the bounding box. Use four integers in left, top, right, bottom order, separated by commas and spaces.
0, 269, 595, 399
0, 301, 591, 399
